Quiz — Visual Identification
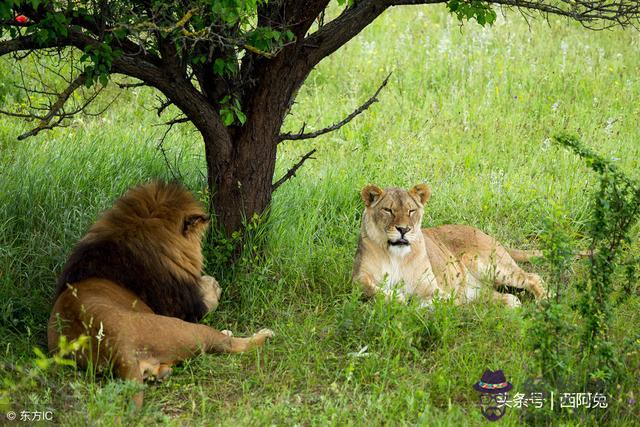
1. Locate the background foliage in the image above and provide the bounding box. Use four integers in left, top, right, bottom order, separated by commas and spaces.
1, 6, 639, 425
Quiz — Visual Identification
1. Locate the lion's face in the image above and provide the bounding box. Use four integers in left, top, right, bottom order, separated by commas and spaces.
360, 184, 431, 251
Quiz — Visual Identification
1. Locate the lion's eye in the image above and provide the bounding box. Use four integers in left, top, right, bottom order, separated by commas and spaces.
409, 209, 416, 214
382, 208, 393, 214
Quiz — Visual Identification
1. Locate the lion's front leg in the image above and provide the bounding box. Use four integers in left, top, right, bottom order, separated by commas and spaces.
357, 271, 398, 301
356, 272, 409, 304
411, 270, 445, 307
356, 271, 380, 299
198, 275, 222, 314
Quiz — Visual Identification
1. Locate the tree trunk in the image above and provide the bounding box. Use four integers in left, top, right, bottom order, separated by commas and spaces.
200, 47, 309, 236
204, 108, 280, 236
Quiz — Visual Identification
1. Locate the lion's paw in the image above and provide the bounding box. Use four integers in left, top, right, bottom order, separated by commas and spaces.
200, 275, 222, 299
255, 328, 275, 339
503, 294, 522, 308
199, 275, 222, 313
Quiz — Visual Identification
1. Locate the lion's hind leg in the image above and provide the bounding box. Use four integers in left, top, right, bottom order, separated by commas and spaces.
481, 246, 547, 300
133, 314, 275, 360
492, 258, 546, 300
461, 245, 547, 303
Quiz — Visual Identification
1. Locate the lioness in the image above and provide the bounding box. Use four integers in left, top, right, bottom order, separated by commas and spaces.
352, 184, 546, 307
48, 182, 274, 406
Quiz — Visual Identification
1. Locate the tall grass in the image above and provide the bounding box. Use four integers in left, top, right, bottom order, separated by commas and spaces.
1, 6, 639, 425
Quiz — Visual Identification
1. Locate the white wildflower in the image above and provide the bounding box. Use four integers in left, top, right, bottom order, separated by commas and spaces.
604, 117, 616, 135
348, 345, 370, 358
96, 322, 105, 343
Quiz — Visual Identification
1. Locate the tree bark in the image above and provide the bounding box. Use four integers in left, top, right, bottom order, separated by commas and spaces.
205, 126, 279, 236
204, 83, 284, 236
206, 45, 312, 235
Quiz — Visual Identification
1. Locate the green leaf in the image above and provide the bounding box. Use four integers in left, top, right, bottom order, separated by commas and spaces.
221, 109, 234, 126
213, 58, 225, 76
235, 110, 247, 125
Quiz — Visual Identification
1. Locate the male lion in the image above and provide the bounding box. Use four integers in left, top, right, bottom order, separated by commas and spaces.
48, 182, 274, 407
352, 184, 546, 308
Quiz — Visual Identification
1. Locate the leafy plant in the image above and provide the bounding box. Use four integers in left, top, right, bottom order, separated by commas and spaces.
527, 134, 640, 422
554, 133, 640, 385
1, 335, 89, 412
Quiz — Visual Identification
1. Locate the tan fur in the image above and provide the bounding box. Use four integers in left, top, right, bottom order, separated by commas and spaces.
48, 182, 274, 407
353, 184, 547, 308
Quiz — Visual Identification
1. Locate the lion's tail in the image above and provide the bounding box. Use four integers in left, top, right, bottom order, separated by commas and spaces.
507, 248, 595, 263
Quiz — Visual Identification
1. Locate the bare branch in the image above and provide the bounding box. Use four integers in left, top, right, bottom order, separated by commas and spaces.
388, 0, 640, 28
116, 80, 147, 89
156, 115, 190, 181
0, 109, 43, 119
272, 148, 318, 190
156, 97, 174, 117
16, 73, 86, 140
300, 0, 639, 71
17, 118, 67, 140
39, 73, 86, 123
279, 73, 391, 142
155, 116, 191, 127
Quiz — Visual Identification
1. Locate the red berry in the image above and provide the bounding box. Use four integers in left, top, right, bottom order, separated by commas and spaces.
15, 15, 29, 24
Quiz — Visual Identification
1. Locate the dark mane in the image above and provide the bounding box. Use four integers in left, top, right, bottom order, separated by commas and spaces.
56, 240, 207, 322
55, 182, 208, 323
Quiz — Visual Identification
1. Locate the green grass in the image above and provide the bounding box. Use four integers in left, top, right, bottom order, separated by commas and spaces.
1, 6, 640, 425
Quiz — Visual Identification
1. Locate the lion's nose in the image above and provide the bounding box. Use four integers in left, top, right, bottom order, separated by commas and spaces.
396, 226, 411, 236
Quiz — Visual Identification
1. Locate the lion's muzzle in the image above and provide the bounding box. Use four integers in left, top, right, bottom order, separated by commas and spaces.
388, 226, 411, 246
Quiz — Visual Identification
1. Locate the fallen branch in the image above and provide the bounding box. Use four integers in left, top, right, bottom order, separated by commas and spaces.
272, 148, 317, 190
279, 72, 391, 142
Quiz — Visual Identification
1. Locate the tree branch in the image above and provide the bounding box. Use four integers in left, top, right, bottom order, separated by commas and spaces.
0, 30, 231, 158
272, 148, 317, 190
0, 35, 67, 56
116, 80, 147, 89
13, 72, 87, 140
279, 72, 391, 142
300, 0, 393, 69
299, 0, 639, 71
389, 0, 640, 28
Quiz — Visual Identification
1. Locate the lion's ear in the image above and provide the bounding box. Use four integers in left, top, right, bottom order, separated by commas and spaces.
409, 184, 431, 205
183, 214, 211, 234
361, 185, 384, 207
